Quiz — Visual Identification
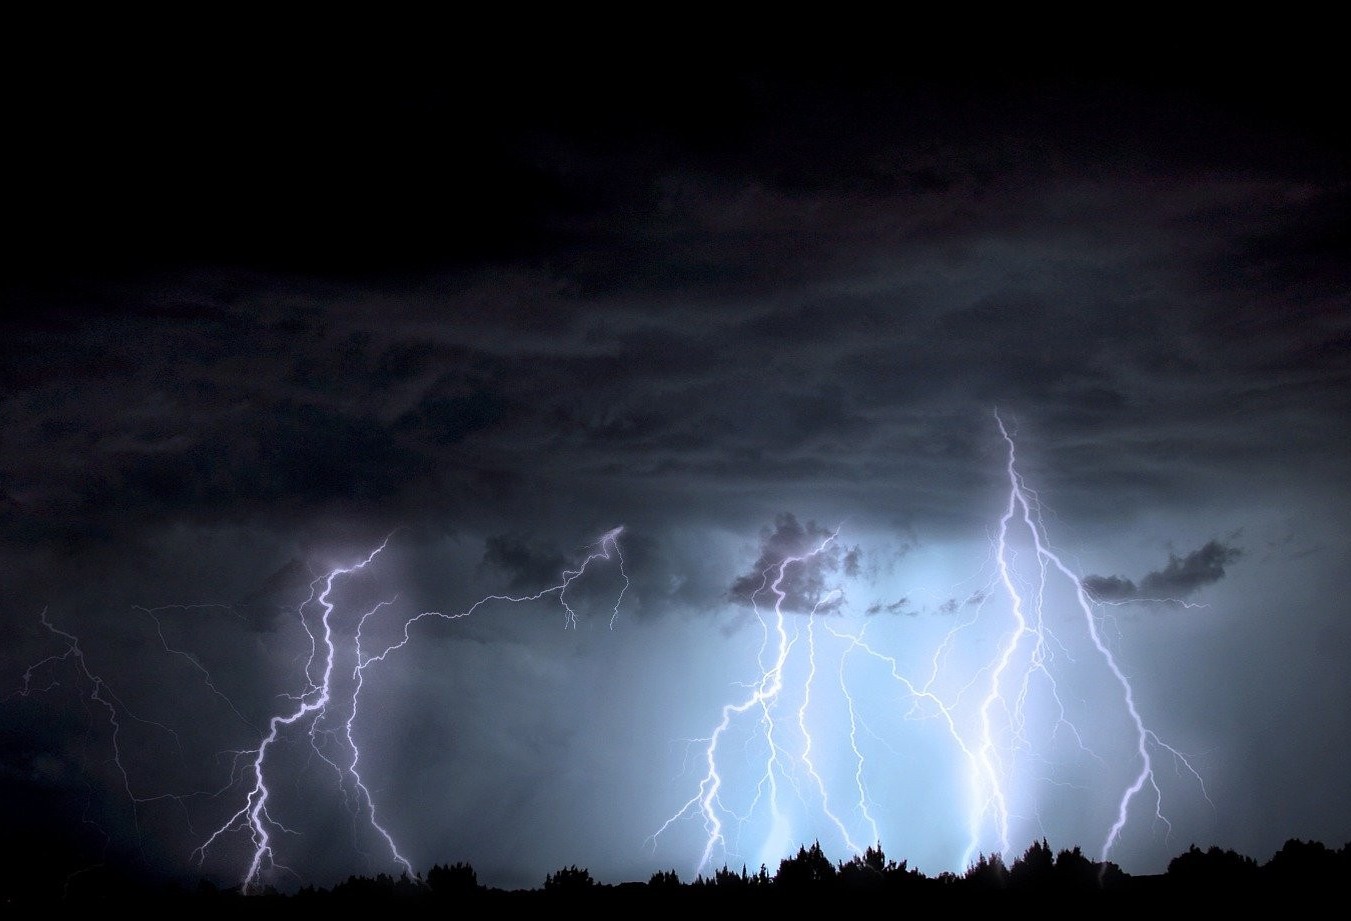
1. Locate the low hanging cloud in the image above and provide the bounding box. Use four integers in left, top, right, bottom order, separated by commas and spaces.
866, 597, 914, 616
1083, 540, 1242, 603
481, 534, 571, 592
727, 513, 857, 613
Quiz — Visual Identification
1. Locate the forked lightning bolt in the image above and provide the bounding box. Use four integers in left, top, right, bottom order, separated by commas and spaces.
650, 528, 848, 873
18, 528, 627, 893
990, 414, 1208, 862
192, 539, 397, 889
653, 412, 1209, 877
194, 526, 628, 891
16, 610, 190, 839
14, 413, 1213, 886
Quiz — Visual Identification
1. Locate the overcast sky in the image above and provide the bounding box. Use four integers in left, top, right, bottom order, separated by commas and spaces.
3, 45, 1349, 894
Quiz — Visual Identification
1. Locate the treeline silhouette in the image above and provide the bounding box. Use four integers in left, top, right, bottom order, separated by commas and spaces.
9, 838, 1351, 904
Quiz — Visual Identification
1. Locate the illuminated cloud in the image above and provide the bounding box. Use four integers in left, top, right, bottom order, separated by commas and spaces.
727, 514, 856, 613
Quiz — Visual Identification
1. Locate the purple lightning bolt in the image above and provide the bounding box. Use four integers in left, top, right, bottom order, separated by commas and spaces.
194, 526, 629, 892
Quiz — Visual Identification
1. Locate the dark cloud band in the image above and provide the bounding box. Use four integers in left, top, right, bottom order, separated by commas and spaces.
1084, 540, 1242, 603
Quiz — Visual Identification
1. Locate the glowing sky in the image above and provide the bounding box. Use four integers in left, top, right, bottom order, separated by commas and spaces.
3, 49, 1349, 894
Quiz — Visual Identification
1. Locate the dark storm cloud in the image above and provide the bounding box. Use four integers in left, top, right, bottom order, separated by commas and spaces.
48, 399, 435, 550
3, 56, 1351, 893
1138, 540, 1244, 596
5, 71, 1350, 547
481, 535, 571, 593
727, 514, 857, 613
397, 386, 510, 447
238, 558, 315, 631
1083, 540, 1243, 603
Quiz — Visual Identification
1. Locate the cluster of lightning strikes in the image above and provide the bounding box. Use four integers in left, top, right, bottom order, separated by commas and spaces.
19, 527, 627, 893
16, 414, 1213, 890
653, 412, 1209, 878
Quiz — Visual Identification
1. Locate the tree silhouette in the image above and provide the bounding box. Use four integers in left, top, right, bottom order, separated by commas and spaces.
713, 864, 751, 889
775, 841, 837, 890
543, 864, 595, 893
1263, 838, 1342, 891
648, 869, 681, 889
330, 871, 419, 901
1052, 846, 1101, 891
964, 851, 1009, 891
426, 861, 480, 896
1009, 839, 1055, 891
838, 844, 899, 890
1166, 844, 1258, 890
18, 834, 1351, 902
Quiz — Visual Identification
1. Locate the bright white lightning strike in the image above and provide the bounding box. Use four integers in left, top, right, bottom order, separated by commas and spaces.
653, 413, 1210, 878
650, 529, 847, 874
15, 413, 1215, 888
991, 413, 1210, 863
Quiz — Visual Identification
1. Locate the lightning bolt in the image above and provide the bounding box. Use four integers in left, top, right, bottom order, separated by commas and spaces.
15, 526, 628, 894
989, 413, 1209, 863
13, 413, 1214, 888
190, 526, 629, 892
192, 539, 392, 890
11, 609, 220, 889
650, 528, 855, 875
653, 412, 1210, 878
798, 589, 860, 855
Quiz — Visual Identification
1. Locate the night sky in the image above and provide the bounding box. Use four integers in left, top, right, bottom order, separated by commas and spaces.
4, 43, 1349, 894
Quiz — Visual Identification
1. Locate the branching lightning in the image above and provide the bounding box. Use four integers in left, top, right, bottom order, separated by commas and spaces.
18, 610, 189, 826
193, 525, 629, 891
990, 413, 1210, 863
649, 529, 850, 872
192, 539, 393, 890
17, 527, 628, 893
653, 412, 1211, 878
12, 410, 1215, 889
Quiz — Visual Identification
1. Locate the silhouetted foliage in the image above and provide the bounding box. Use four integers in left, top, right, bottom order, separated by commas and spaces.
1052, 846, 1101, 891
543, 864, 595, 892
648, 869, 681, 889
707, 863, 771, 889
964, 851, 1009, 891
10, 836, 1351, 903
427, 860, 480, 896
714, 864, 751, 888
775, 841, 837, 890
1263, 838, 1342, 890
1009, 838, 1055, 890
1097, 860, 1127, 889
1167, 844, 1258, 889
838, 845, 895, 890
330, 871, 420, 901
